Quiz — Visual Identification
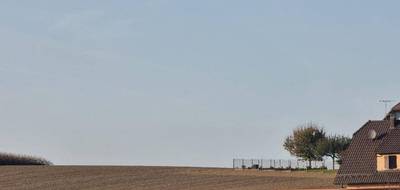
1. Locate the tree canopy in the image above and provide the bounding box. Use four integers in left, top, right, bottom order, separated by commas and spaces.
317, 135, 351, 170
283, 122, 352, 170
283, 122, 326, 168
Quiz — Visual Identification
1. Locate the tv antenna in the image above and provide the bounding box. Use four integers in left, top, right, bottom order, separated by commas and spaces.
379, 100, 395, 114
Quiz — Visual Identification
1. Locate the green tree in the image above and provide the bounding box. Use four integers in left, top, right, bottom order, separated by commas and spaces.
317, 135, 351, 170
283, 122, 326, 169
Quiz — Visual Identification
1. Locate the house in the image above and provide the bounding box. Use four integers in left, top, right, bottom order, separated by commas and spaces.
335, 103, 400, 189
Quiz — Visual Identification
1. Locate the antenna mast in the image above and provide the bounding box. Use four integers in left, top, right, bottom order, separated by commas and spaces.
379, 100, 395, 114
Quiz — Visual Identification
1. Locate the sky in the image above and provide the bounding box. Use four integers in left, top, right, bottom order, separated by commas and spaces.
1, 0, 400, 167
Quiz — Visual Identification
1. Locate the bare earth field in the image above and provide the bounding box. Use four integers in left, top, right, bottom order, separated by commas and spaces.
0, 166, 337, 190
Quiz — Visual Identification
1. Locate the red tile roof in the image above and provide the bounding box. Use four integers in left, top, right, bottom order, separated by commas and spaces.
391, 103, 400, 112
335, 103, 400, 185
376, 129, 400, 154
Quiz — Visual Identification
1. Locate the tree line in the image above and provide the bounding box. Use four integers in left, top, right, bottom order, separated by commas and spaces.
283, 122, 351, 170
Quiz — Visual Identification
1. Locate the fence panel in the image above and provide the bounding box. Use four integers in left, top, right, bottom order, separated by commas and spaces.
233, 159, 328, 170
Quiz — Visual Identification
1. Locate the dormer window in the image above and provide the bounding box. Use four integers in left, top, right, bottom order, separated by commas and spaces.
391, 112, 400, 128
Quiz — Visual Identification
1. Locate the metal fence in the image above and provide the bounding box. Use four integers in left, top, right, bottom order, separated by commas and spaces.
233, 159, 327, 170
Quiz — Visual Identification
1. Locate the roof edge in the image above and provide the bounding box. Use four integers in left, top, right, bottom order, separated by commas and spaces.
352, 120, 372, 136
352, 120, 391, 136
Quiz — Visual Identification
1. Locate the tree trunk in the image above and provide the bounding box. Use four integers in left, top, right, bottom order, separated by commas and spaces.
332, 157, 335, 170
308, 160, 312, 169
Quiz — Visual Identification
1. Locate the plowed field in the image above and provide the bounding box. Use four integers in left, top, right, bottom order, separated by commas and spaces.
0, 166, 336, 190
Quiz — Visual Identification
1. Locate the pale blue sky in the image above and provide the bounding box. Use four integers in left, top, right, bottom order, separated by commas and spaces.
1, 0, 400, 167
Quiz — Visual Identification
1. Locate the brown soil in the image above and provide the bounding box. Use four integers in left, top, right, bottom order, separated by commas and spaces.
0, 166, 337, 190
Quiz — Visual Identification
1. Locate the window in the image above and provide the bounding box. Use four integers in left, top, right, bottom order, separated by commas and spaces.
377, 155, 399, 171
389, 156, 397, 169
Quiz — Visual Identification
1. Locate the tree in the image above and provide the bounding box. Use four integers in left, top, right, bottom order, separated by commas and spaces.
317, 135, 351, 170
283, 122, 326, 169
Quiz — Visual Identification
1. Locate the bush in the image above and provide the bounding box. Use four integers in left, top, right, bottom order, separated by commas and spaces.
0, 152, 52, 165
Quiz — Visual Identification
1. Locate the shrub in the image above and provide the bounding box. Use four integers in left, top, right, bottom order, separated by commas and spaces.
0, 152, 52, 165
